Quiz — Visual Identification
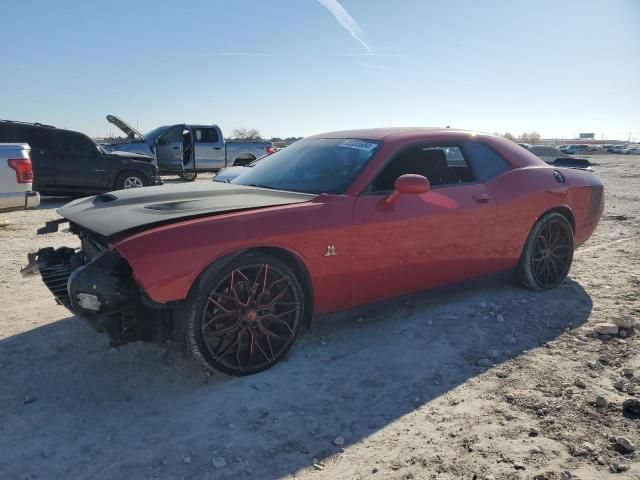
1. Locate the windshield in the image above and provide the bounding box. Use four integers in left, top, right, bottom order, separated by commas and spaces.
144, 125, 170, 142
231, 138, 382, 194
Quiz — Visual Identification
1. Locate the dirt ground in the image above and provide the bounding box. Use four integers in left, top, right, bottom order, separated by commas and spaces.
0, 157, 639, 480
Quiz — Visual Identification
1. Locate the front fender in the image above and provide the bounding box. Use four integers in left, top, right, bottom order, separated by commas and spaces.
111, 197, 354, 314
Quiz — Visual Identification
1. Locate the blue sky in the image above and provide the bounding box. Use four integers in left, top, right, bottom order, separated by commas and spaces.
1, 0, 638, 140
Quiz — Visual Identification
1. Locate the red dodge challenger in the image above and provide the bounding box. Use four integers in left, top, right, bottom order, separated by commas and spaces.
24, 128, 604, 375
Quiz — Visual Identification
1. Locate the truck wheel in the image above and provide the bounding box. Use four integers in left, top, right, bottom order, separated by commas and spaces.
179, 171, 198, 181
233, 157, 255, 167
115, 171, 148, 190
183, 252, 306, 375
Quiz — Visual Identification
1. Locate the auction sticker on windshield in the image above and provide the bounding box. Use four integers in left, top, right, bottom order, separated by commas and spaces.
339, 139, 378, 152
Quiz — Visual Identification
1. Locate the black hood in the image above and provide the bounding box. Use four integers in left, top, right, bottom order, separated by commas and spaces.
58, 182, 317, 238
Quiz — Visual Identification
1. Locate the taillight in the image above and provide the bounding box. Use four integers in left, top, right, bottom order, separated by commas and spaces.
265, 146, 275, 154
7, 158, 34, 184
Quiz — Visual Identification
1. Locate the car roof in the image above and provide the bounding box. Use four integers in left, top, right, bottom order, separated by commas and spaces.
309, 127, 470, 140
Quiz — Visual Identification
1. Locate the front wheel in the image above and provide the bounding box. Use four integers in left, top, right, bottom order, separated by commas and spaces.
517, 212, 574, 291
115, 171, 148, 190
183, 253, 306, 375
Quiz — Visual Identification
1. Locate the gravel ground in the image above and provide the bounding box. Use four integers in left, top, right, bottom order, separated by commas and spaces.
0, 158, 638, 480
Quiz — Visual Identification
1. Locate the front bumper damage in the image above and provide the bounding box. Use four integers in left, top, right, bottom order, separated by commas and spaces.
22, 230, 173, 346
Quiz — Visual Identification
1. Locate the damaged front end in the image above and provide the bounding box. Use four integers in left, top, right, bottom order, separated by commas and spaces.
22, 222, 173, 346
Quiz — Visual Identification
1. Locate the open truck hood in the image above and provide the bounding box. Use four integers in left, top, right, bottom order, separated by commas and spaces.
106, 114, 145, 141
56, 182, 317, 238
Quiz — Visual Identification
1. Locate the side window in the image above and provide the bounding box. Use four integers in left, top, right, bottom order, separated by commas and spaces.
372, 145, 476, 191
10, 125, 56, 150
194, 128, 219, 143
463, 142, 510, 182
158, 125, 183, 144
58, 131, 95, 154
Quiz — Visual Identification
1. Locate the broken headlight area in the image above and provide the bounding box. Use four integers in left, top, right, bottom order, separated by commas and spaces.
24, 236, 172, 347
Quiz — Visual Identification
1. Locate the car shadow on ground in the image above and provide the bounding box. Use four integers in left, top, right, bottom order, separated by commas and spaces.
0, 277, 592, 479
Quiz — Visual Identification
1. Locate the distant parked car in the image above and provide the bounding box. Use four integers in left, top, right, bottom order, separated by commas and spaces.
623, 146, 640, 155
0, 120, 161, 196
0, 143, 39, 212
560, 145, 579, 154
608, 145, 627, 154
107, 115, 275, 181
213, 154, 269, 183
560, 144, 592, 155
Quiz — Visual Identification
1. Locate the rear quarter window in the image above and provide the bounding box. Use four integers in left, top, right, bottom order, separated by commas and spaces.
463, 142, 511, 182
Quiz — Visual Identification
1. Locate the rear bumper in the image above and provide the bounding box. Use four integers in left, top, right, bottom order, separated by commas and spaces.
26, 191, 40, 208
0, 190, 40, 212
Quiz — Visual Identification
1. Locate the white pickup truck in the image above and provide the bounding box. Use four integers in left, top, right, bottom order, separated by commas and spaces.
0, 143, 40, 212
106, 115, 274, 181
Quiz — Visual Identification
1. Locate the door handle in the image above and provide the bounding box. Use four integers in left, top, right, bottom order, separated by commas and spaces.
172, 146, 180, 150
213, 147, 222, 150
473, 193, 490, 203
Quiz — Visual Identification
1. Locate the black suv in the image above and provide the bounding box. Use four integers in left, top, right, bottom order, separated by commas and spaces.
0, 120, 162, 195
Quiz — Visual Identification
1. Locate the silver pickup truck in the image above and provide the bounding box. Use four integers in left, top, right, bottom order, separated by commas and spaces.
106, 115, 274, 180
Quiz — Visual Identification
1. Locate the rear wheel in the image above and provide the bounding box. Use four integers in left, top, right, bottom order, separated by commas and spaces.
183, 253, 305, 375
517, 212, 574, 291
233, 156, 255, 167
115, 171, 147, 190
179, 170, 198, 181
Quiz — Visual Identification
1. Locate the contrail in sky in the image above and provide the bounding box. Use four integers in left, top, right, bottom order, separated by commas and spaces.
318, 0, 371, 51
196, 53, 270, 56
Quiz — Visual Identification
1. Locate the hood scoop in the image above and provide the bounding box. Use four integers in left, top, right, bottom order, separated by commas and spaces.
93, 194, 117, 205
144, 199, 248, 213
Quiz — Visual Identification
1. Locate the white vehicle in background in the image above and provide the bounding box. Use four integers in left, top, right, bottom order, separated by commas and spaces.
623, 146, 640, 155
0, 143, 40, 212
609, 145, 627, 154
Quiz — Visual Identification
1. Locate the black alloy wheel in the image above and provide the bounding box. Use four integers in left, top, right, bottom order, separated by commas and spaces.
517, 212, 574, 291
184, 253, 305, 375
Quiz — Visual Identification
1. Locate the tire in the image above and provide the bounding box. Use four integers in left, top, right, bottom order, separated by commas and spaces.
115, 171, 148, 190
179, 171, 198, 181
517, 212, 574, 291
182, 252, 306, 375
